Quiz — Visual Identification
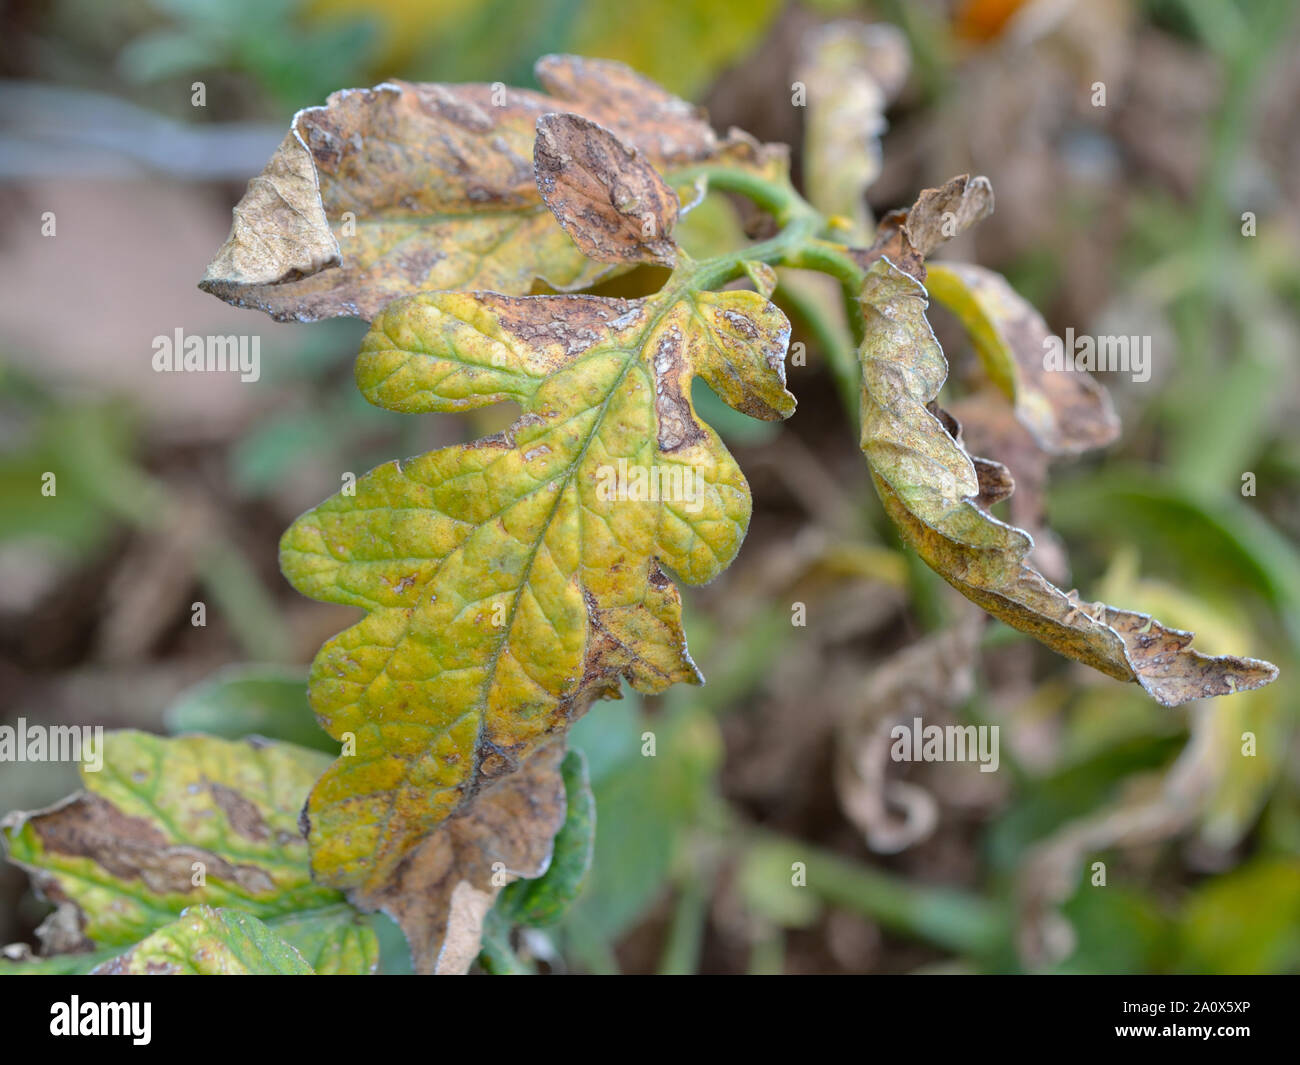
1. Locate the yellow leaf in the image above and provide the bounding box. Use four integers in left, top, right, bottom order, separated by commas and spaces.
281, 276, 795, 903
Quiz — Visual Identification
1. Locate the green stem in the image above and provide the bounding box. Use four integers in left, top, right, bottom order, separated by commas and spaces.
666, 163, 870, 438
681, 212, 822, 292
668, 163, 814, 227
786, 239, 870, 355
787, 239, 866, 291
658, 869, 710, 975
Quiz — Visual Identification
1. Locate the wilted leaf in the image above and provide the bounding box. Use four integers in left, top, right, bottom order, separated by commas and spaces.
947, 389, 1069, 583
798, 22, 910, 238
91, 906, 315, 975
1, 731, 378, 974
926, 262, 1119, 454
1086, 559, 1289, 851
350, 742, 567, 974
855, 175, 995, 279
535, 113, 679, 265
856, 258, 1278, 706
200, 55, 773, 322
280, 268, 794, 900
497, 748, 595, 927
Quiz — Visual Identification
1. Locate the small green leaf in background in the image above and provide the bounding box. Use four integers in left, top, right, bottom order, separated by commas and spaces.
561, 703, 722, 965
164, 664, 337, 754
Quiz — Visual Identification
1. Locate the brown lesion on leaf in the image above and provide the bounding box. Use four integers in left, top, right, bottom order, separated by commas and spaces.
90, 950, 181, 975
647, 559, 672, 589
534, 54, 717, 164
389, 245, 448, 284
410, 82, 497, 135
350, 742, 567, 974
534, 112, 679, 265
719, 308, 760, 340
26, 793, 276, 897
208, 782, 272, 843
484, 291, 643, 362
473, 741, 521, 783
651, 323, 706, 453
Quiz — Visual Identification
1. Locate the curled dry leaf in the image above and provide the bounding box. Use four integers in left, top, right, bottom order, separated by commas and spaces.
857, 258, 1278, 706
926, 262, 1119, 455
948, 389, 1070, 584
855, 174, 995, 279
200, 55, 778, 322
280, 280, 795, 900
835, 612, 984, 854
535, 112, 679, 265
0, 731, 378, 974
354, 742, 567, 975
798, 21, 911, 238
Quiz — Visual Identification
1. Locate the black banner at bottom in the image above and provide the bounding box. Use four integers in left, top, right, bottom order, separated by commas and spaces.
0, 974, 1291, 1052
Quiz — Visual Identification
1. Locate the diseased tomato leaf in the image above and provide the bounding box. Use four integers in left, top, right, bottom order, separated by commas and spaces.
278, 212, 795, 936
856, 258, 1277, 706
352, 742, 567, 974
0, 731, 378, 974
200, 55, 778, 322
535, 113, 679, 265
